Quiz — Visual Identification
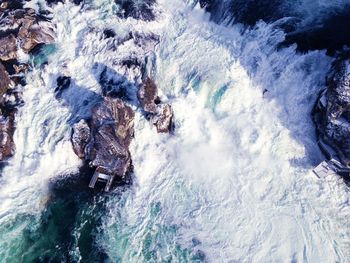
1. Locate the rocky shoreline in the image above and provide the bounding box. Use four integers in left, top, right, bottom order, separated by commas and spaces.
0, 1, 55, 162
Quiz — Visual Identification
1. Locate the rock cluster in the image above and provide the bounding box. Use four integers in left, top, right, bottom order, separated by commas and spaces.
138, 78, 174, 133
0, 3, 55, 161
72, 97, 135, 178
313, 54, 350, 166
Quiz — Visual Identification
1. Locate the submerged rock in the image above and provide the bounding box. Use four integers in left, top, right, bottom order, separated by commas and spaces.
114, 0, 156, 21
138, 77, 173, 133
71, 97, 135, 179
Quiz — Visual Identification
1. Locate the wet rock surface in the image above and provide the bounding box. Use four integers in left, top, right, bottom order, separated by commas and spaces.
138, 78, 173, 133
313, 53, 350, 166
72, 97, 135, 179
0, 112, 16, 161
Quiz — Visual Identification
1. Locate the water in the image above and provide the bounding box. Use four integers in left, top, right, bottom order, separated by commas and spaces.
0, 0, 349, 262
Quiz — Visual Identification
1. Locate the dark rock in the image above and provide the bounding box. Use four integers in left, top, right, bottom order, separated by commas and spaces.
0, 62, 11, 99
313, 55, 350, 166
103, 29, 116, 39
138, 78, 173, 133
71, 97, 135, 178
114, 0, 156, 21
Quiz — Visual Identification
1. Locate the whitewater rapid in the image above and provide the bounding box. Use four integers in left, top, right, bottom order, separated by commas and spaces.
0, 0, 349, 262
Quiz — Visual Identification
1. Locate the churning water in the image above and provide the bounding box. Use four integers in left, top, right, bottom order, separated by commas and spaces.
0, 0, 349, 262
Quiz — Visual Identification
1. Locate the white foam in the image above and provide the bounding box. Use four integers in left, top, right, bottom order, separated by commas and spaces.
0, 0, 349, 262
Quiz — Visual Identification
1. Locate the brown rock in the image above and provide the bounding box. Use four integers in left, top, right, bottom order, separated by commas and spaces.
0, 34, 17, 61
18, 21, 55, 53
89, 98, 134, 176
138, 77, 159, 114
71, 97, 135, 178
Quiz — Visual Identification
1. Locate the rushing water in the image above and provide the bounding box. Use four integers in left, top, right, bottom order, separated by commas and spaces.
0, 0, 350, 262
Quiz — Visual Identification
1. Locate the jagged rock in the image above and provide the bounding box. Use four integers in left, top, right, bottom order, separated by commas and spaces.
18, 20, 55, 53
72, 119, 90, 159
0, 34, 17, 61
138, 78, 173, 133
0, 113, 15, 161
71, 97, 135, 178
0, 62, 11, 99
313, 55, 350, 166
153, 104, 173, 133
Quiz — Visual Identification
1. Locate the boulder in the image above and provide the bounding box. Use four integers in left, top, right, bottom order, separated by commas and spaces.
138, 78, 173, 133
71, 97, 135, 178
153, 104, 173, 133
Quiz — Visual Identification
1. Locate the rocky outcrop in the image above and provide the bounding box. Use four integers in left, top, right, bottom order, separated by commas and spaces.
72, 97, 134, 178
313, 54, 350, 166
138, 78, 173, 133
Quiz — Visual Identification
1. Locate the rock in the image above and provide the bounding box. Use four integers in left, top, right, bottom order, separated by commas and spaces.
153, 104, 173, 133
0, 8, 55, 55
0, 34, 17, 61
0, 113, 15, 161
18, 20, 55, 53
138, 77, 159, 114
71, 97, 135, 178
72, 119, 91, 159
313, 55, 350, 166
0, 62, 11, 99
138, 78, 173, 133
